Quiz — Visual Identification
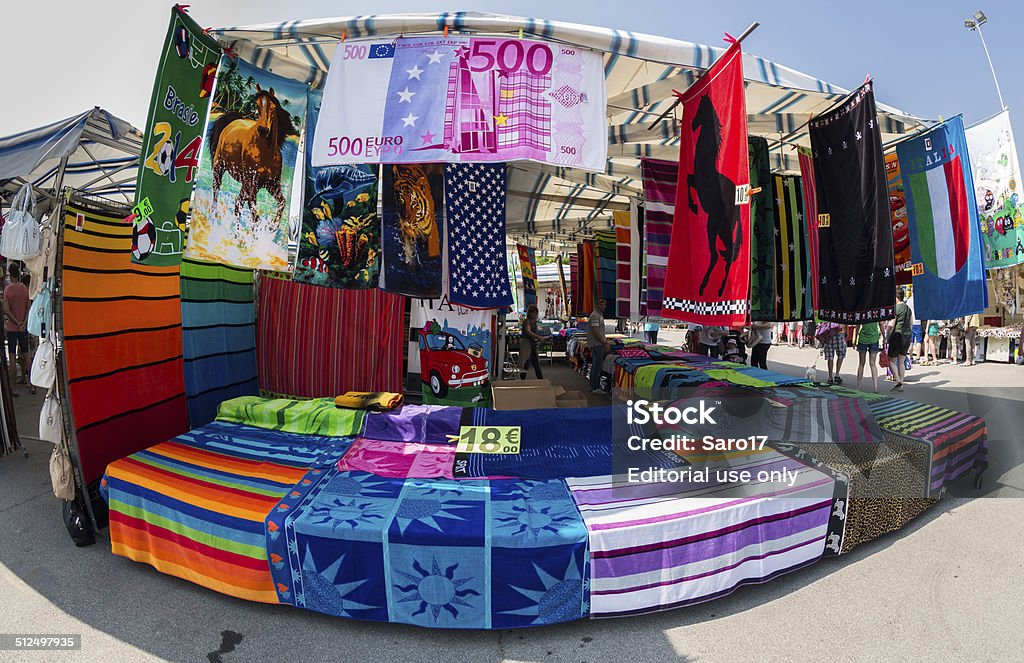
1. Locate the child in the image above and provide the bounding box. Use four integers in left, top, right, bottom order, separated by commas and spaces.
722, 338, 744, 364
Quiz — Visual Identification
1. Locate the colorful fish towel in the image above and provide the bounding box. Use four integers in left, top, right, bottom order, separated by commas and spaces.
809, 83, 895, 323
132, 6, 221, 266
445, 163, 513, 308
186, 57, 306, 271
381, 163, 444, 297
295, 88, 381, 288
896, 116, 988, 319
662, 40, 751, 326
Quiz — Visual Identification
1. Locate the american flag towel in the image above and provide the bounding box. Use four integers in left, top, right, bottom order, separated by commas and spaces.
445, 163, 513, 308
640, 158, 676, 317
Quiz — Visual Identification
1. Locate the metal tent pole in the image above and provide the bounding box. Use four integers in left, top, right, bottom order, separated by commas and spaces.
647, 21, 760, 131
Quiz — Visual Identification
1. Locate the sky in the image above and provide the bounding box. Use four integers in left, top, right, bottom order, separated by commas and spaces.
2, 0, 1022, 160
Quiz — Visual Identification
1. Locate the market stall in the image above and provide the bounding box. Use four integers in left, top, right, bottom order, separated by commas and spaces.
20, 6, 997, 630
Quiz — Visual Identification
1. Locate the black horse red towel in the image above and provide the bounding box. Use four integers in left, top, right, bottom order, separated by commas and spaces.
808, 82, 896, 323
662, 40, 751, 326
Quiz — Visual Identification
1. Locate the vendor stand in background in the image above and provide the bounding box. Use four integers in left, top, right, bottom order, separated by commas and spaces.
0, 108, 141, 460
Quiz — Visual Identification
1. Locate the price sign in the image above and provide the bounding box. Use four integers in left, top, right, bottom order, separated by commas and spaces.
455, 426, 521, 455
911, 263, 925, 276
132, 196, 154, 221
734, 183, 751, 205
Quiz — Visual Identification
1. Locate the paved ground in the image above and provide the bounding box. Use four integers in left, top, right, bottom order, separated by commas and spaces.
1, 340, 1022, 662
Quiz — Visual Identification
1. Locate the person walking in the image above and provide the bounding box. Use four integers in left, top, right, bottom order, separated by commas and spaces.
3, 264, 33, 396
817, 322, 847, 383
749, 321, 773, 369
698, 325, 726, 358
786, 322, 799, 347
588, 298, 610, 393
922, 319, 941, 365
519, 305, 544, 379
802, 319, 817, 349
856, 321, 881, 392
643, 320, 660, 345
944, 317, 964, 364
914, 319, 928, 364
885, 288, 913, 392
961, 313, 982, 366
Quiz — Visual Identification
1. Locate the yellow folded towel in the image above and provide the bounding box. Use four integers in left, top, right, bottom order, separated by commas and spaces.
334, 391, 404, 411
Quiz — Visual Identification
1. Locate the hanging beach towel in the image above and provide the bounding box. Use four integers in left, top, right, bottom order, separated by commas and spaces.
1, 184, 42, 260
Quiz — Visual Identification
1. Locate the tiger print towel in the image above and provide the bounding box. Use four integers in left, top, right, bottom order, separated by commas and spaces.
381, 164, 444, 297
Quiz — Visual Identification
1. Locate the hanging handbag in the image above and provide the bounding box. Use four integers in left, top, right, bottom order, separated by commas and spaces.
24, 214, 56, 299
0, 183, 42, 259
39, 388, 63, 444
49, 435, 75, 502
27, 279, 52, 338
30, 334, 56, 388
42, 386, 78, 508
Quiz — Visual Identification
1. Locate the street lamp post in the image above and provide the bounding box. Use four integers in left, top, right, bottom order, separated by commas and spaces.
965, 10, 1006, 110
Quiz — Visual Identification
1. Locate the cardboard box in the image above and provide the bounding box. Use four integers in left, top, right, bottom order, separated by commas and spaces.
492, 384, 558, 410
495, 378, 550, 387
493, 379, 564, 394
555, 390, 588, 408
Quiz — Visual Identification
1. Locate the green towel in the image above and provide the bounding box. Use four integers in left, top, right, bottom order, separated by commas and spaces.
702, 369, 776, 388
216, 396, 365, 437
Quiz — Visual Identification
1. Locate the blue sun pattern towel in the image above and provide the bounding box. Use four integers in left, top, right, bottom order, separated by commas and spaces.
266, 469, 589, 629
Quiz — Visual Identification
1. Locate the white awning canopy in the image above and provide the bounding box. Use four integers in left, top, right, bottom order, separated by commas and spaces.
0, 107, 142, 211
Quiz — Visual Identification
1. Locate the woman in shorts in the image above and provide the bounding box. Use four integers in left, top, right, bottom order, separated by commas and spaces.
922, 319, 941, 365
961, 313, 981, 366
911, 321, 924, 361
855, 321, 881, 392
886, 288, 913, 392
818, 322, 846, 383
